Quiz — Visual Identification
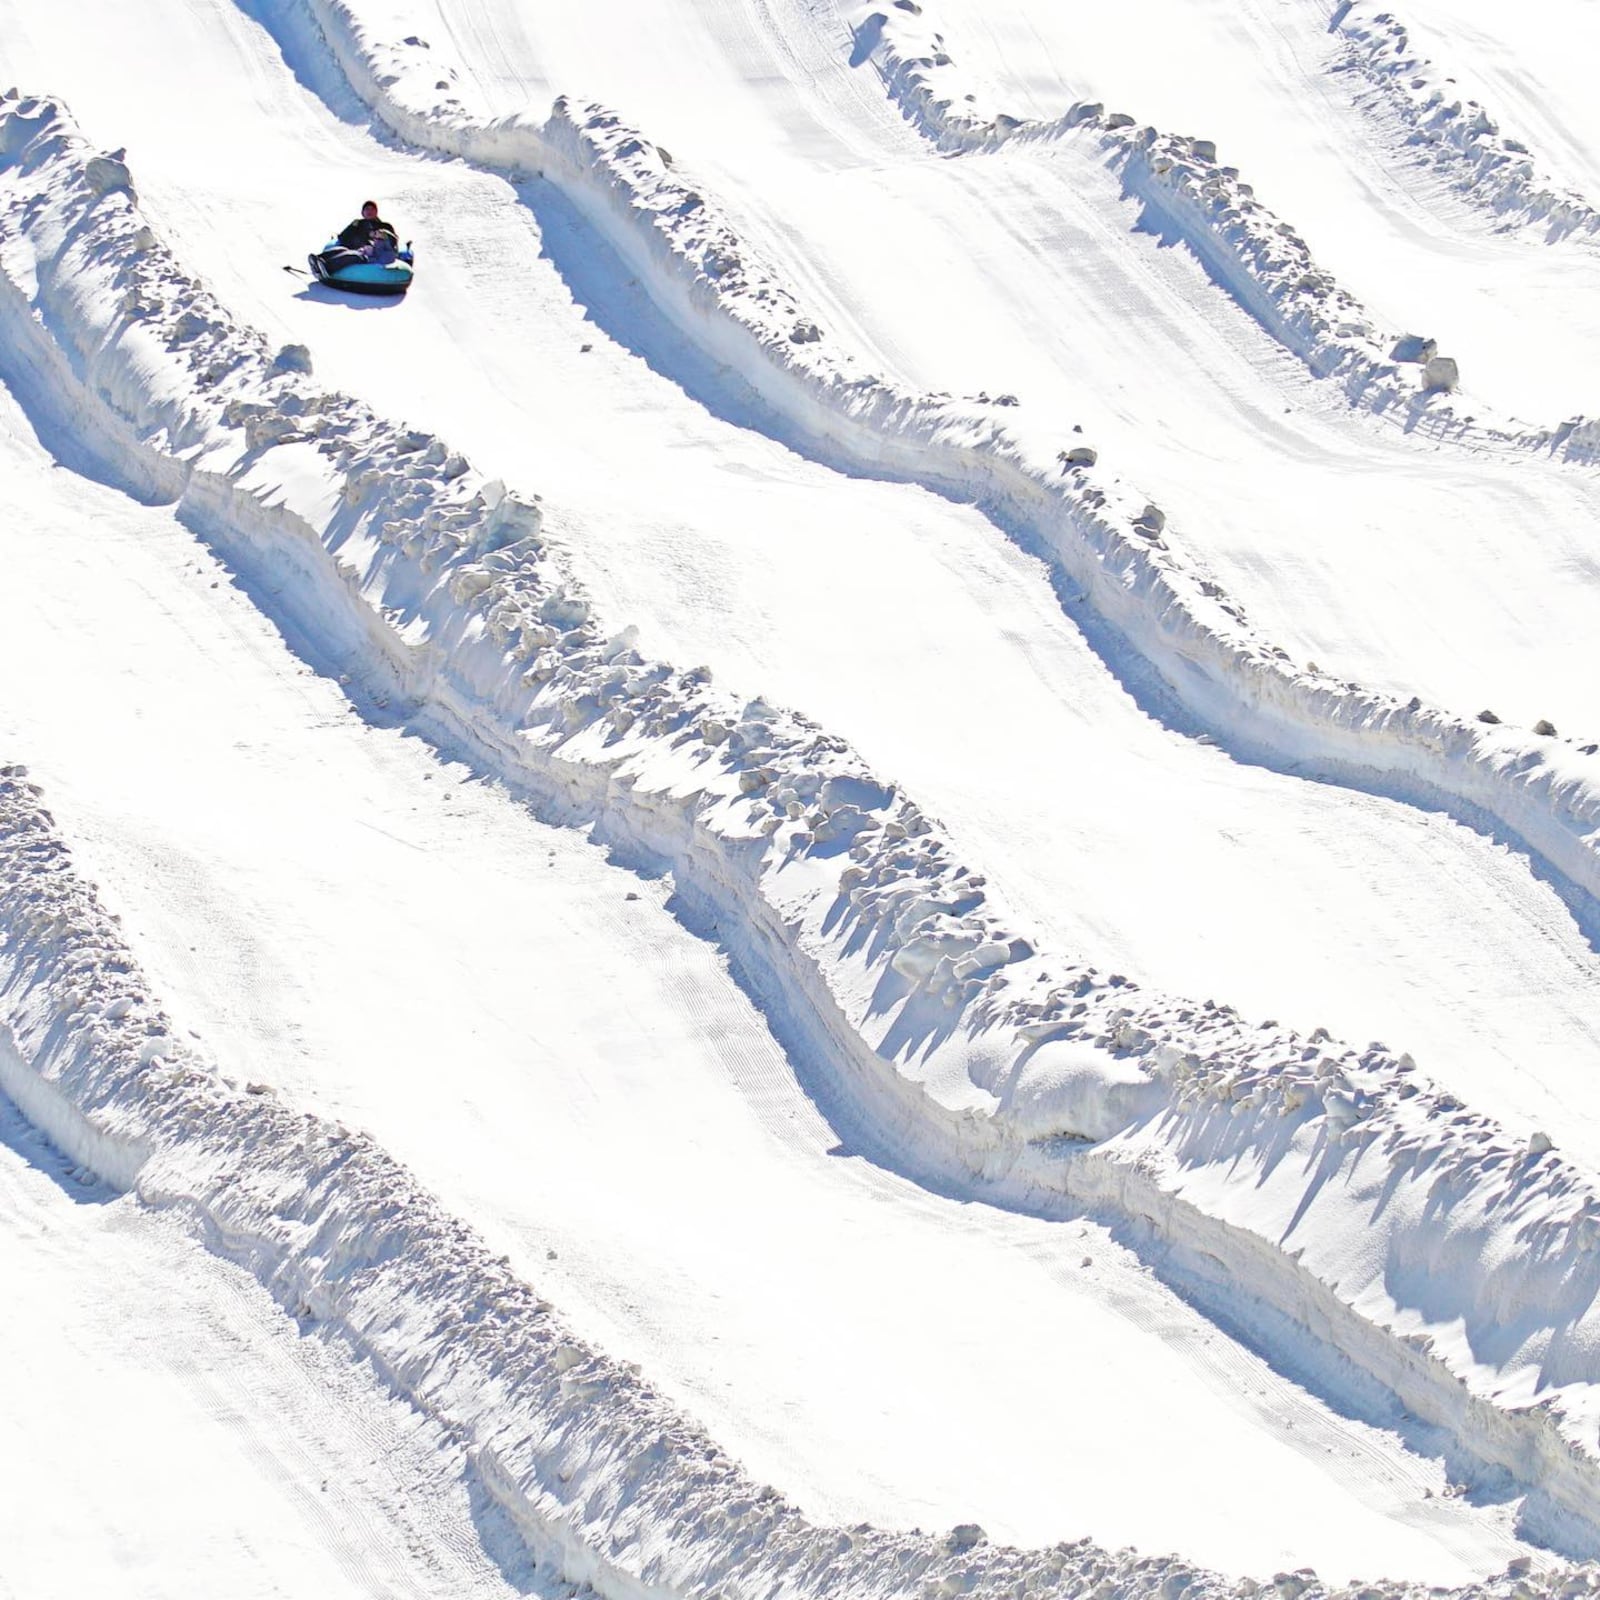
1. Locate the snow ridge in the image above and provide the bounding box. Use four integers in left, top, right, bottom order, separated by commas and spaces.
10, 83, 1600, 1559
1327, 1, 1600, 242
0, 766, 1190, 1600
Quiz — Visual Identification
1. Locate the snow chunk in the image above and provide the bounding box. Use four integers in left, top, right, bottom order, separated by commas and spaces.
84, 151, 132, 197
270, 343, 313, 376
539, 590, 591, 630
1421, 354, 1460, 392
1002, 1039, 1161, 1142
1390, 333, 1437, 363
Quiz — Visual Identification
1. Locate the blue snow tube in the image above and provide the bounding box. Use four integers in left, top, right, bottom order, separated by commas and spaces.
308, 240, 415, 297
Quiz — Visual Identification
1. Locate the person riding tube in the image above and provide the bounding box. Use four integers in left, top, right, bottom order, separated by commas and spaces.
313, 200, 401, 274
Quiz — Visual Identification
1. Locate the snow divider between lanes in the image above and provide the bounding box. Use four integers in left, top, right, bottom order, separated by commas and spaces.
2, 767, 1241, 1600
11, 86, 1600, 1555
15, 769, 1598, 1600
300, 0, 1490, 436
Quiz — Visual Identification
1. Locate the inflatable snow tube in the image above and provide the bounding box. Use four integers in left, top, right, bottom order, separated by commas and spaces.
308, 240, 414, 297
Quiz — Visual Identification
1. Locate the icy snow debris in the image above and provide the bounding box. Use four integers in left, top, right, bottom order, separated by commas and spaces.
270, 342, 313, 376
83, 150, 132, 197
1391, 334, 1438, 364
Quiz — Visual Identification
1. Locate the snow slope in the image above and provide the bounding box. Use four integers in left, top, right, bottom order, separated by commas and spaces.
1324, 1, 1600, 237
850, 0, 1600, 415
5, 756, 1552, 1600
295, 0, 1600, 746
6, 0, 1600, 1592
0, 65, 1590, 1574
10, 0, 1600, 1174
1367, 0, 1600, 205
156, 0, 1600, 1156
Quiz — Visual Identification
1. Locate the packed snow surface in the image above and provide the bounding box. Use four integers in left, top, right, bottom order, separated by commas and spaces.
4, 0, 1600, 1595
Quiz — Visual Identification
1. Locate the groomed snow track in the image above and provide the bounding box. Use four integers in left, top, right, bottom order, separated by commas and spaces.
7, 72, 1600, 1595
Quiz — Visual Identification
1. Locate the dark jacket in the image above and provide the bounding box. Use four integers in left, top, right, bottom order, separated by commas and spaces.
337, 214, 397, 250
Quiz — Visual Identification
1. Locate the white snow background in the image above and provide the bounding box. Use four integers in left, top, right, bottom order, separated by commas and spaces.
3, 0, 1600, 1595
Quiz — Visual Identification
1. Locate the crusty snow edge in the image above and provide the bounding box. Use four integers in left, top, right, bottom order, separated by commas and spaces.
9, 90, 1600, 1560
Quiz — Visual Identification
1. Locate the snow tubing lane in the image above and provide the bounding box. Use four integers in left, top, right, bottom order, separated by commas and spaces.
11, 86, 1600, 1573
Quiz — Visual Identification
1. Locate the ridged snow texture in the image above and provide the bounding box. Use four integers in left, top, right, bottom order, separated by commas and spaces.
8, 85, 1600, 1580
1329, 2, 1600, 241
